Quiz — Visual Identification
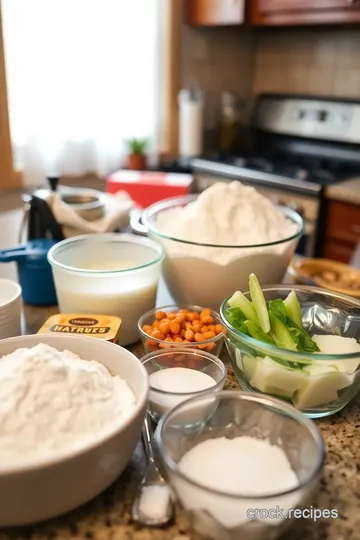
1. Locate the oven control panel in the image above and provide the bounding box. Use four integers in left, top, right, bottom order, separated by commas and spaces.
255, 96, 360, 145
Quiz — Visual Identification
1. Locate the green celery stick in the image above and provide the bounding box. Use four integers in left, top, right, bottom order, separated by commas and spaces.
269, 312, 298, 351
245, 320, 276, 345
284, 290, 303, 329
228, 290, 258, 323
249, 273, 271, 333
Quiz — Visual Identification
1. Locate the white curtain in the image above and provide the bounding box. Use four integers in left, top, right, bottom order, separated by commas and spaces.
2, 0, 160, 187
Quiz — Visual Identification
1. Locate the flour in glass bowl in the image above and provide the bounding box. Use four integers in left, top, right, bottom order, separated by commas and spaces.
156, 181, 299, 264
154, 182, 301, 309
0, 344, 136, 467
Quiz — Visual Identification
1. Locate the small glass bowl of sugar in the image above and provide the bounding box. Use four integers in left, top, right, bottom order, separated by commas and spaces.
140, 348, 227, 423
156, 390, 325, 540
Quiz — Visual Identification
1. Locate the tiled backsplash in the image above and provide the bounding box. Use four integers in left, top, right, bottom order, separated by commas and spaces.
180, 25, 360, 131
180, 25, 254, 130
253, 28, 360, 98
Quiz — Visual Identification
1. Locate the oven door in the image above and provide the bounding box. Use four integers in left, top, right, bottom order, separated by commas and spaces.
194, 173, 319, 258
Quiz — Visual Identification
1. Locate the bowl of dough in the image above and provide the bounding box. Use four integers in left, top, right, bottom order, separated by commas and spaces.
0, 334, 148, 526
141, 182, 304, 310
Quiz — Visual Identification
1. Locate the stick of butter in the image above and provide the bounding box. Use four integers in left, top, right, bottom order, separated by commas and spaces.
38, 314, 122, 343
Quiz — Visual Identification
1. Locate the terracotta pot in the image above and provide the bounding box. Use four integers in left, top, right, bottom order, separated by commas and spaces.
127, 153, 147, 171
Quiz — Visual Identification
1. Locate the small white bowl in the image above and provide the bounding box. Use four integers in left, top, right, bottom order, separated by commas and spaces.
0, 334, 148, 526
0, 279, 22, 338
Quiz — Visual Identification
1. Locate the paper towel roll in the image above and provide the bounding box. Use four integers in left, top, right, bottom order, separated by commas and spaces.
178, 89, 203, 158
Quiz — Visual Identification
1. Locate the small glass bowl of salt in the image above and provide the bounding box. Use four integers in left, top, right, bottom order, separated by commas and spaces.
156, 390, 325, 540
140, 348, 227, 423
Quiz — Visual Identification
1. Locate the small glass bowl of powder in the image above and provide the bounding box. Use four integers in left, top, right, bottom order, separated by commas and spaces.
156, 390, 325, 540
140, 348, 227, 423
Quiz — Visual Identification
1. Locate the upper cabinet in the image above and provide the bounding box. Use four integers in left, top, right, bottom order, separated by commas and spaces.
251, 0, 360, 25
185, 0, 245, 26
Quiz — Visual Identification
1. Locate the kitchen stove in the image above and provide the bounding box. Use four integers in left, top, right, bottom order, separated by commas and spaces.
215, 153, 360, 185
203, 155, 348, 185
192, 94, 360, 257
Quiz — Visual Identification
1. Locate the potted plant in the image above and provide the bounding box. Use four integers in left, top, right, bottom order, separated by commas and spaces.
126, 138, 148, 171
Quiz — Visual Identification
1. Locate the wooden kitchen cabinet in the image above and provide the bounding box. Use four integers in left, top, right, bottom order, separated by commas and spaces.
185, 0, 245, 26
323, 200, 360, 263
251, 0, 360, 26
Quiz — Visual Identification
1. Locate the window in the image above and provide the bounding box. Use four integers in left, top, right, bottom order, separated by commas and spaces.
1, 0, 180, 188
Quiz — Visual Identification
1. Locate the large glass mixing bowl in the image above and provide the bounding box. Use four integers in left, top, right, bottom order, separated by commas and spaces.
142, 195, 304, 310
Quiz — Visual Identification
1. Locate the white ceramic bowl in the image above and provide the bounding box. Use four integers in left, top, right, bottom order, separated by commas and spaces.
0, 279, 22, 339
0, 334, 148, 526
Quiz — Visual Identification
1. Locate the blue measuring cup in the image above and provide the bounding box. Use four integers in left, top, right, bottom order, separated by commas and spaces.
0, 239, 58, 306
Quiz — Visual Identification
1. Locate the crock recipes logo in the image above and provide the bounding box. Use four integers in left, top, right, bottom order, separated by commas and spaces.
246, 507, 339, 521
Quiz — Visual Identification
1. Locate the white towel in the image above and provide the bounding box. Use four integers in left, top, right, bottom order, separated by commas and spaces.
51, 191, 134, 237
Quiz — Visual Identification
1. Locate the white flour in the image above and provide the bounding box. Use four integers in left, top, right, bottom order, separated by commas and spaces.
155, 182, 300, 308
0, 344, 136, 466
157, 182, 298, 261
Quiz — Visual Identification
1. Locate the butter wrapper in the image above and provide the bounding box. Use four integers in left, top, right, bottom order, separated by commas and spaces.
38, 314, 122, 343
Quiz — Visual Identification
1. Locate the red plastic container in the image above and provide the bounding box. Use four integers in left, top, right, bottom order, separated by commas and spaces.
106, 170, 193, 208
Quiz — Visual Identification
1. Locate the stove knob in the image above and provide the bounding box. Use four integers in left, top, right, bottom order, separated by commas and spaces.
297, 169, 309, 181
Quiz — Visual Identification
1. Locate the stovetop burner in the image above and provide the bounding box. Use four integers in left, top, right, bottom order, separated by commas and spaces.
218, 154, 360, 187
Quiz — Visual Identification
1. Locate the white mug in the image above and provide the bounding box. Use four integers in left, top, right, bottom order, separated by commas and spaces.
0, 279, 22, 339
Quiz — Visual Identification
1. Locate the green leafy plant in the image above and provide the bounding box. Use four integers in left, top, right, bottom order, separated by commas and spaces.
127, 138, 147, 155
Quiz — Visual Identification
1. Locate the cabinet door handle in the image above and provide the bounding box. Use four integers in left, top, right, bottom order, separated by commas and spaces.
352, 225, 360, 234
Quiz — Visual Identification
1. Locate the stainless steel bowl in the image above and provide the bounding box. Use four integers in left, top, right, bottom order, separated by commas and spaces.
59, 188, 107, 221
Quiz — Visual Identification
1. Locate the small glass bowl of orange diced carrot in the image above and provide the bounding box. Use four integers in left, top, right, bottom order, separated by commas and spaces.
138, 304, 225, 356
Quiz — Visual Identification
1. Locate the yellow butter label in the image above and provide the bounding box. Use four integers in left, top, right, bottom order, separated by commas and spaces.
38, 314, 122, 343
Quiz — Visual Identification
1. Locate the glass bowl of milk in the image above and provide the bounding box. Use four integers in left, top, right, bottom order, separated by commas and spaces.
156, 391, 325, 540
140, 348, 227, 423
47, 233, 163, 346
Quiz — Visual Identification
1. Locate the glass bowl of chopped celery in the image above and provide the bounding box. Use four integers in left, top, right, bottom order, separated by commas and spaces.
220, 274, 360, 418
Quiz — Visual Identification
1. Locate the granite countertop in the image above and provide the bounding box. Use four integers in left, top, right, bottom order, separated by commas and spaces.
0, 303, 359, 540
326, 177, 360, 206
